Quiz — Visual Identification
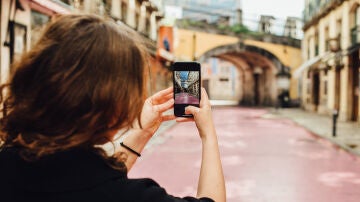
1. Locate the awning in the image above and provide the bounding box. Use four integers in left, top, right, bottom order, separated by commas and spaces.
293, 53, 328, 79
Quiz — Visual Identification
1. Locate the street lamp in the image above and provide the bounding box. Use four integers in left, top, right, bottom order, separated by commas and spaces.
327, 37, 344, 70
327, 37, 343, 137
276, 73, 290, 90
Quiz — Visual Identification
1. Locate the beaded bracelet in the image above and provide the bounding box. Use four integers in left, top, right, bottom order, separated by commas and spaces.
120, 142, 141, 157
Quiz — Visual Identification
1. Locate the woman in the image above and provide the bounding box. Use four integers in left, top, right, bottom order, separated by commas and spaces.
0, 14, 225, 202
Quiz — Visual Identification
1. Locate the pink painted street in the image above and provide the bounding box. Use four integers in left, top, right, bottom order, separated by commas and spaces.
130, 107, 360, 202
175, 92, 200, 104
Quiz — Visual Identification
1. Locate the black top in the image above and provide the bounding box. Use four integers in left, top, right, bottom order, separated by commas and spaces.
0, 147, 214, 202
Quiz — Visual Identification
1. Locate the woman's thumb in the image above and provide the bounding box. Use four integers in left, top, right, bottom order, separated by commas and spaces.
185, 106, 200, 115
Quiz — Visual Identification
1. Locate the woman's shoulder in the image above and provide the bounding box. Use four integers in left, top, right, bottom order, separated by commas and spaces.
0, 147, 21, 171
98, 177, 214, 202
0, 147, 214, 202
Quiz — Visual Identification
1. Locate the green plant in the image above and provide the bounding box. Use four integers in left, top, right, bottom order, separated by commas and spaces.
230, 24, 250, 34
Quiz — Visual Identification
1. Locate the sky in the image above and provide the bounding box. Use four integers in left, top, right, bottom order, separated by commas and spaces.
242, 0, 305, 20
241, 0, 305, 35
159, 0, 306, 35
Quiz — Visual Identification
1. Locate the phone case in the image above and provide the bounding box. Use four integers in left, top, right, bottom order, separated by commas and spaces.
173, 62, 201, 117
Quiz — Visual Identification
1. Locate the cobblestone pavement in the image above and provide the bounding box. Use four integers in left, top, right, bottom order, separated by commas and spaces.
129, 107, 360, 202
264, 108, 360, 156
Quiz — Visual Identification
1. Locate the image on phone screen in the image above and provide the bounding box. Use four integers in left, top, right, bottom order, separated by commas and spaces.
173, 62, 201, 117
174, 71, 200, 105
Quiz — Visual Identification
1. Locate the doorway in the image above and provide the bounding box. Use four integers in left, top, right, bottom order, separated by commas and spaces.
312, 72, 320, 111
334, 68, 341, 111
351, 51, 359, 121
254, 73, 260, 105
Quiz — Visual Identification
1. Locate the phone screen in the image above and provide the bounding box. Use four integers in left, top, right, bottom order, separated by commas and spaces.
173, 62, 201, 117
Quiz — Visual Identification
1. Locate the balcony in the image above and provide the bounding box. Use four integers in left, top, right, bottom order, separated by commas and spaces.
303, 0, 344, 30
351, 26, 360, 46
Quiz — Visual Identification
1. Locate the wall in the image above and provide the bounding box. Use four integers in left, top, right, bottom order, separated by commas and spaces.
201, 57, 242, 100
174, 29, 239, 61
1, 0, 31, 84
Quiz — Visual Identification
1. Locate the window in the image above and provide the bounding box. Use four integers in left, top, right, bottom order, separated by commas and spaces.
121, 2, 127, 22
355, 7, 360, 44
356, 6, 360, 26
31, 11, 50, 47
336, 19, 342, 47
315, 31, 319, 56
324, 80, 328, 95
325, 26, 329, 51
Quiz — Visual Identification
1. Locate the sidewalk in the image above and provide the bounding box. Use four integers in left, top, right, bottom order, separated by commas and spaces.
263, 108, 360, 156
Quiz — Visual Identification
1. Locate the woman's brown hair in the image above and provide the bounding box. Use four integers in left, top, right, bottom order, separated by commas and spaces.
0, 14, 148, 164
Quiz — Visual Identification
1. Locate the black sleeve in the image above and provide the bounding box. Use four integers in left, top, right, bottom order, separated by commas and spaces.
126, 178, 215, 202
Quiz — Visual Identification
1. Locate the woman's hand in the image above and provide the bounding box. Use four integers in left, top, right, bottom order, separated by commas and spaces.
139, 87, 175, 135
176, 88, 215, 139
108, 87, 174, 170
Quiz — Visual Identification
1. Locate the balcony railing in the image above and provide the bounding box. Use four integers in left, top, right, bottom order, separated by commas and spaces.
303, 0, 344, 27
351, 26, 360, 46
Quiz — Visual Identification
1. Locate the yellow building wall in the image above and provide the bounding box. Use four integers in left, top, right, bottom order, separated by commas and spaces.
174, 29, 239, 61
243, 40, 302, 68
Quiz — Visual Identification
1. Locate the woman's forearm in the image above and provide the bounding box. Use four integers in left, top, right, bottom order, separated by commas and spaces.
196, 129, 226, 202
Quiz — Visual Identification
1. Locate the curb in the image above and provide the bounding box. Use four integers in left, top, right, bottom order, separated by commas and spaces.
300, 124, 360, 159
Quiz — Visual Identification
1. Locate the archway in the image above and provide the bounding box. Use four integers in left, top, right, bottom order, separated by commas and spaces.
199, 43, 290, 106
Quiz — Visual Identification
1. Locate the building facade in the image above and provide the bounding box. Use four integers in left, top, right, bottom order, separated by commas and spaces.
258, 15, 275, 34
284, 17, 303, 39
201, 57, 241, 101
1, 0, 71, 84
1, 0, 171, 93
162, 0, 242, 25
299, 0, 360, 122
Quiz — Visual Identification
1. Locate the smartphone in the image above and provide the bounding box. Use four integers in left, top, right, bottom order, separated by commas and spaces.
173, 62, 201, 117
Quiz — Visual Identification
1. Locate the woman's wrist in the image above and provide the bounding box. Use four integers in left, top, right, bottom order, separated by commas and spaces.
120, 142, 141, 157
121, 129, 152, 151
199, 126, 217, 141
118, 128, 154, 170
201, 134, 218, 146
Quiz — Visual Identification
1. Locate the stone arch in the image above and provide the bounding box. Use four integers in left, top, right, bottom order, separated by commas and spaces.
199, 43, 291, 106
199, 43, 289, 73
